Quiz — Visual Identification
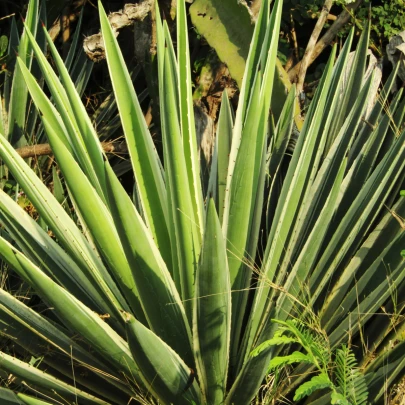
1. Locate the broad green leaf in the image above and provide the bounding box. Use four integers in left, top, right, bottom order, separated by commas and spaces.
0, 287, 128, 394
177, 0, 205, 234
0, 134, 129, 322
158, 27, 202, 320
0, 387, 24, 404
44, 132, 145, 322
104, 161, 193, 365
193, 200, 231, 404
0, 351, 109, 405
17, 394, 53, 405
21, 26, 105, 199
0, 188, 113, 316
98, 1, 172, 268
0, 237, 143, 385
7, 0, 38, 146
189, 0, 254, 87
124, 313, 201, 405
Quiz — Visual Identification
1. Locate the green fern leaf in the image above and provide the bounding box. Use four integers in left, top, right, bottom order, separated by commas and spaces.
251, 336, 298, 357
335, 345, 368, 405
268, 351, 312, 372
331, 392, 350, 405
293, 373, 332, 401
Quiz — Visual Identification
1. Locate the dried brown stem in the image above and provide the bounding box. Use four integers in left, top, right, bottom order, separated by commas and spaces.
14, 142, 128, 159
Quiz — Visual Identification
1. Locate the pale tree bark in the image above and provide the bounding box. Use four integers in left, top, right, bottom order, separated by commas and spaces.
288, 0, 363, 84
295, 0, 333, 97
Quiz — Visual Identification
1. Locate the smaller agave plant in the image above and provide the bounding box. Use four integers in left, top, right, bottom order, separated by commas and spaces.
0, 0, 404, 404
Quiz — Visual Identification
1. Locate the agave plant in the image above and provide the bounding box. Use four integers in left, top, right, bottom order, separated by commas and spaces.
0, 0, 404, 404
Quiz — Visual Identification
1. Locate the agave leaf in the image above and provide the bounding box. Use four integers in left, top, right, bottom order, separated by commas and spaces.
7, 0, 38, 146
0, 351, 109, 405
265, 84, 296, 234
347, 60, 400, 166
21, 27, 105, 199
215, 92, 233, 220
333, 87, 404, 226
282, 71, 374, 274
157, 21, 202, 321
43, 131, 145, 322
327, 22, 370, 147
0, 188, 111, 315
64, 7, 84, 71
3, 18, 19, 111
193, 200, 231, 404
177, 0, 205, 233
0, 305, 131, 403
243, 46, 336, 363
124, 312, 202, 405
0, 387, 24, 404
104, 161, 193, 365
269, 158, 347, 329
41, 22, 105, 189
0, 134, 129, 322
98, 1, 172, 268
16, 57, 73, 153
17, 394, 53, 405
310, 127, 405, 307
0, 237, 144, 385
0, 288, 129, 395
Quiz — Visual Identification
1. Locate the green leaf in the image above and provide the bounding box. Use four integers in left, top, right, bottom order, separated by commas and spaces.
17, 394, 53, 405
331, 392, 350, 405
157, 16, 202, 320
0, 387, 24, 404
7, 0, 38, 146
0, 36, 8, 56
0, 134, 129, 322
193, 200, 231, 404
0, 351, 110, 404
268, 351, 313, 372
177, 0, 205, 233
23, 23, 106, 199
98, 0, 172, 268
293, 373, 332, 401
124, 312, 202, 405
104, 161, 193, 365
216, 92, 233, 221
189, 0, 254, 87
251, 335, 298, 358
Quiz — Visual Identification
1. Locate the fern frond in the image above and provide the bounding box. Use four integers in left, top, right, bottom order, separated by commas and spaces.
331, 392, 350, 405
272, 319, 331, 368
251, 335, 298, 358
293, 372, 332, 401
335, 345, 368, 405
268, 351, 312, 372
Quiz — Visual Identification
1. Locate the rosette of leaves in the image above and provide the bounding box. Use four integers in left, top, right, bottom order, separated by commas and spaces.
0, 0, 404, 404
